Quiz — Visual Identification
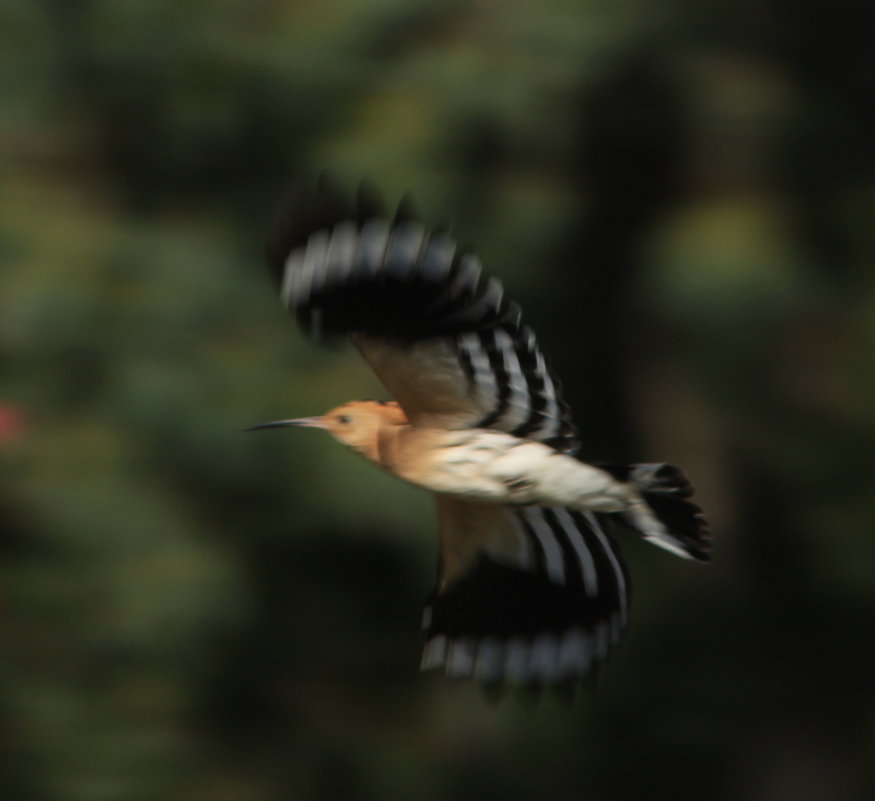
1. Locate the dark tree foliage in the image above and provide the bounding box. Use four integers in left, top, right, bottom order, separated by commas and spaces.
1, 1, 873, 800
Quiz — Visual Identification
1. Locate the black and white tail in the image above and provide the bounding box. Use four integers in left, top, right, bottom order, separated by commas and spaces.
600, 462, 711, 562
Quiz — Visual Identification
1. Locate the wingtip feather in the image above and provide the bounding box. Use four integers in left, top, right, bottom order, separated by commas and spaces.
265, 173, 354, 287
355, 179, 386, 221
393, 191, 419, 224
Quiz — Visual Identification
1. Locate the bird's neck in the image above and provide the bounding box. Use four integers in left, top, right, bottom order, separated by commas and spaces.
347, 425, 489, 490
347, 422, 412, 473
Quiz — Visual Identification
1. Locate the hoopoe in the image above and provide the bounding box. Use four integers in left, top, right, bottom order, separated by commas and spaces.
250, 178, 710, 690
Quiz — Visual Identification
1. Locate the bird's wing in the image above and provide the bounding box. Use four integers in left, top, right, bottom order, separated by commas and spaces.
268, 178, 579, 454
423, 495, 629, 687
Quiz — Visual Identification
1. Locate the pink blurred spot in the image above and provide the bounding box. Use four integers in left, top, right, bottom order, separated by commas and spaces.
0, 405, 26, 443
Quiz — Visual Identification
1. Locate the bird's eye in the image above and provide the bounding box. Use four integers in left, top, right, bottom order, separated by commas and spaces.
336, 414, 351, 424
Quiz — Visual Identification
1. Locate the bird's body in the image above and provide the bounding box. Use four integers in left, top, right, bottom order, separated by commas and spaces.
319, 401, 631, 511
252, 178, 710, 690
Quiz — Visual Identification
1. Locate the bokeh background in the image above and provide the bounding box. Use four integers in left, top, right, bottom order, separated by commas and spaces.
2, 1, 873, 799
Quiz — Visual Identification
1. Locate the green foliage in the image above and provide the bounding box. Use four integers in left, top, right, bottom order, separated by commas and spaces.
1, 1, 873, 799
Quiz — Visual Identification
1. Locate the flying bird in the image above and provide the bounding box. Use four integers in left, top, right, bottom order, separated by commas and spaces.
252, 178, 710, 690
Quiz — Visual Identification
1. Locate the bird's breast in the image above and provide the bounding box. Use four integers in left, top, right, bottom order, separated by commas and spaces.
390, 428, 629, 511
393, 429, 551, 502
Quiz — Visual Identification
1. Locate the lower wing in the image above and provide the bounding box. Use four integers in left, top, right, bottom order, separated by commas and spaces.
422, 498, 629, 689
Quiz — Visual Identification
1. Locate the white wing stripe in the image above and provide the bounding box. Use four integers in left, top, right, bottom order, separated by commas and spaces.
280, 250, 305, 308
421, 635, 449, 671
384, 222, 426, 278
325, 222, 359, 285
534, 350, 562, 441
493, 328, 532, 430
446, 638, 477, 677
556, 629, 594, 677
450, 253, 483, 295
522, 508, 566, 584
458, 332, 499, 410
356, 220, 391, 278
416, 234, 456, 281
474, 638, 503, 682
584, 512, 629, 624
554, 507, 600, 598
504, 637, 530, 684
301, 230, 330, 297
529, 633, 560, 683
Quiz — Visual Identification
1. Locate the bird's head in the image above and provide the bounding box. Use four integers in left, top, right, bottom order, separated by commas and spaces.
247, 400, 408, 453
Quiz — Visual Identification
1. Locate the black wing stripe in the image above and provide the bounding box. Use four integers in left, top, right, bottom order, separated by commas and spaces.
504, 638, 531, 684
355, 219, 391, 278
305, 230, 334, 297
535, 349, 564, 444
457, 332, 499, 411
515, 509, 549, 577
453, 337, 477, 388
473, 638, 504, 682
446, 638, 477, 677
549, 507, 600, 598
558, 629, 596, 677
493, 327, 532, 430
384, 222, 426, 279
442, 276, 507, 330
529, 633, 563, 683
518, 508, 566, 585
510, 328, 550, 438
545, 510, 586, 597
415, 252, 476, 324
293, 231, 332, 333
578, 511, 629, 626
293, 230, 327, 307
497, 326, 568, 447
520, 507, 602, 600
279, 249, 304, 308
324, 221, 358, 285
447, 253, 483, 305
415, 232, 456, 282
475, 329, 512, 429
420, 633, 448, 670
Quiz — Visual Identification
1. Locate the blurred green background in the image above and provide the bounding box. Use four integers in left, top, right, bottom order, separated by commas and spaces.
1, 1, 873, 799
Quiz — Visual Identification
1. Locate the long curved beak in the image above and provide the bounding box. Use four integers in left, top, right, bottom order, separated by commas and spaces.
245, 416, 327, 432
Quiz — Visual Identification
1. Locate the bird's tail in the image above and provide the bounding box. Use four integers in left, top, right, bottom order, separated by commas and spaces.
599, 463, 711, 562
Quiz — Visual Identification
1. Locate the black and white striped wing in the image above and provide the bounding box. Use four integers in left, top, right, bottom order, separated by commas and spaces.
269, 180, 579, 453
424, 498, 629, 687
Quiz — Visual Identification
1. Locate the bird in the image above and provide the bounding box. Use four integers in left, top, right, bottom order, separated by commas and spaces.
250, 176, 710, 691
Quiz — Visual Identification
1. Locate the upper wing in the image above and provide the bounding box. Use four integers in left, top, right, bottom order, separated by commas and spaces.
268, 178, 579, 453
423, 496, 629, 687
